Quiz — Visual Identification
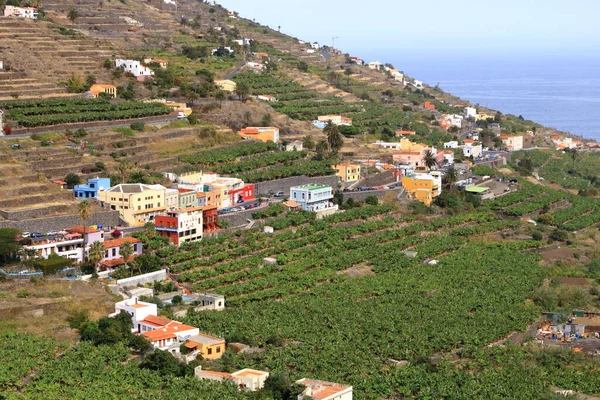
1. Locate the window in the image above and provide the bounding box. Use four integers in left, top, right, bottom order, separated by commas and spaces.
208, 348, 212, 355
216, 346, 221, 353
112, 248, 116, 257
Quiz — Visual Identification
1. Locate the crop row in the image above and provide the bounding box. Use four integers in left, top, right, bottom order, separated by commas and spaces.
212, 150, 307, 175
180, 141, 278, 165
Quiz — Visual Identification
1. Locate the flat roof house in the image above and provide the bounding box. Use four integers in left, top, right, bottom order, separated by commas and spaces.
73, 177, 111, 199
238, 127, 279, 143
98, 183, 166, 227
184, 333, 226, 360
290, 184, 338, 215
154, 207, 204, 246
195, 367, 269, 391
296, 378, 353, 400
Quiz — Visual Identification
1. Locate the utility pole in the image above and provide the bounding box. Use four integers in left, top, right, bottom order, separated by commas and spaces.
332, 36, 339, 51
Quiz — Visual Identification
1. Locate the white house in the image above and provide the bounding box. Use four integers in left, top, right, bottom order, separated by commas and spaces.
285, 140, 304, 152
413, 80, 423, 89
464, 107, 477, 119
310, 42, 320, 49
349, 57, 364, 65
462, 141, 483, 158
306, 49, 316, 54
296, 378, 353, 400
110, 297, 158, 331
256, 94, 277, 102
500, 135, 524, 151
443, 114, 463, 128
245, 61, 265, 72
4, 6, 38, 19
368, 61, 381, 70
290, 184, 337, 214
0, 61, 4, 70
233, 38, 252, 46
317, 114, 352, 126
211, 46, 234, 56
442, 150, 455, 165
298, 40, 306, 45
115, 59, 154, 81
197, 293, 225, 311
142, 318, 200, 351
195, 367, 269, 392
443, 141, 459, 149
164, 0, 176, 4
375, 140, 402, 150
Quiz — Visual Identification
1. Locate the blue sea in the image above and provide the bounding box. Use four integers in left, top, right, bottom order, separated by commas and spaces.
364, 51, 600, 142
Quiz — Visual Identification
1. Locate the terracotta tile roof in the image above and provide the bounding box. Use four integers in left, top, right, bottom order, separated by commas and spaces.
142, 320, 198, 342
103, 236, 140, 248
197, 192, 207, 198
66, 225, 100, 234
173, 206, 204, 213
198, 370, 233, 378
89, 84, 116, 95
52, 180, 67, 185
232, 369, 268, 378
141, 315, 173, 327
283, 200, 301, 208
142, 329, 175, 341
176, 188, 193, 193
395, 130, 416, 135
99, 255, 137, 268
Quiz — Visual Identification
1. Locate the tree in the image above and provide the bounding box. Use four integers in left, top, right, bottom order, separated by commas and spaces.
0, 228, 20, 264
243, 111, 252, 126
344, 67, 354, 89
444, 165, 459, 189
324, 122, 343, 154
261, 113, 272, 126
569, 148, 578, 168
262, 372, 304, 400
120, 241, 133, 271
235, 81, 250, 102
303, 135, 315, 151
214, 90, 225, 107
85, 73, 96, 89
315, 140, 328, 160
78, 200, 93, 248
297, 61, 309, 72
139, 350, 191, 377
423, 149, 438, 170
171, 295, 183, 305
88, 241, 105, 272
365, 195, 379, 206
118, 160, 132, 184
64, 172, 81, 189
67, 8, 78, 24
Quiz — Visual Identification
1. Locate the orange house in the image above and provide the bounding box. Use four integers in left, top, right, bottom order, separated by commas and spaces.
184, 333, 226, 360
238, 127, 280, 143
402, 176, 438, 206
395, 130, 416, 137
88, 84, 117, 98
424, 101, 436, 110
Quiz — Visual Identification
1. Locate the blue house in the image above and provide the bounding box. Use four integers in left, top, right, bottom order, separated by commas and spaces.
74, 177, 111, 199
312, 120, 327, 129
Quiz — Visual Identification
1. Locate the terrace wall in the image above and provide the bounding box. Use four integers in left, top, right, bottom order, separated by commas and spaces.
0, 210, 121, 231
342, 188, 404, 203
116, 269, 167, 288
358, 170, 396, 188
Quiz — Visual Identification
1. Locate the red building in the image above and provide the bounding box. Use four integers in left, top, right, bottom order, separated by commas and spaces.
154, 207, 204, 246
200, 206, 219, 233
229, 184, 255, 204
424, 101, 436, 110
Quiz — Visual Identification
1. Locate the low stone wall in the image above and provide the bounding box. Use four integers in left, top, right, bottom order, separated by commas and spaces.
116, 269, 167, 288
342, 188, 404, 202
254, 175, 339, 196
357, 170, 396, 188
0, 210, 121, 231
221, 208, 256, 228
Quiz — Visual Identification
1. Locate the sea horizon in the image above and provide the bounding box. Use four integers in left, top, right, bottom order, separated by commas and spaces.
356, 49, 600, 142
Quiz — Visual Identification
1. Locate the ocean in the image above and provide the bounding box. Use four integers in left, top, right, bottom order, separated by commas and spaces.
367, 51, 600, 142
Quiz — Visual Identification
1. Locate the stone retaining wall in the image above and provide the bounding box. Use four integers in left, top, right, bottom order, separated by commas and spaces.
0, 210, 121, 231
357, 170, 396, 188
116, 269, 167, 288
254, 175, 339, 196
342, 188, 403, 202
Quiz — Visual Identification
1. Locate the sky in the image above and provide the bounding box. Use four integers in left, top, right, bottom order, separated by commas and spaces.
216, 0, 600, 57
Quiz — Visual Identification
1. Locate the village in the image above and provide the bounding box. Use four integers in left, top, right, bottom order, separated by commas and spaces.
3, 0, 600, 398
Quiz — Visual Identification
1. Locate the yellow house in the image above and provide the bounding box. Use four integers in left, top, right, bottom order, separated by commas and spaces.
334, 163, 361, 182
184, 333, 226, 360
97, 183, 166, 227
399, 138, 428, 152
475, 113, 494, 121
402, 175, 439, 206
88, 84, 117, 98
215, 79, 237, 92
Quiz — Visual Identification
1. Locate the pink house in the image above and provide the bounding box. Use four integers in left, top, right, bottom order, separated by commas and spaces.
393, 150, 427, 167
100, 237, 143, 269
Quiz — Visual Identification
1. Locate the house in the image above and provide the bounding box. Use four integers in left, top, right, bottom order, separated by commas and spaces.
164, 188, 179, 210
227, 10, 237, 18
424, 101, 436, 110
87, 84, 117, 99
464, 107, 477, 119
110, 297, 158, 330
306, 49, 316, 54
442, 114, 463, 129
98, 183, 166, 227
199, 205, 219, 233
99, 236, 143, 269
176, 188, 197, 209
402, 171, 442, 206
245, 62, 265, 72
0, 61, 4, 70
197, 190, 223, 209
4, 5, 38, 18
229, 184, 255, 204
197, 293, 225, 310
395, 130, 416, 137
215, 79, 237, 92
285, 140, 304, 152
73, 177, 111, 199
212, 46, 235, 56
183, 333, 226, 360
442, 150, 455, 165
462, 141, 483, 158
238, 127, 279, 143
310, 42, 320, 49
22, 225, 103, 262
282, 200, 302, 211
296, 378, 353, 400
368, 61, 381, 70
374, 141, 402, 150
317, 115, 352, 126
500, 135, 523, 151
290, 184, 337, 214
255, 94, 277, 102
195, 367, 269, 391
413, 80, 423, 89
234, 38, 252, 46
334, 163, 361, 182
444, 141, 459, 149
52, 179, 67, 190
349, 57, 364, 65
142, 319, 200, 352
312, 120, 327, 129
143, 58, 168, 69
176, 172, 246, 209
115, 59, 154, 81
154, 207, 204, 246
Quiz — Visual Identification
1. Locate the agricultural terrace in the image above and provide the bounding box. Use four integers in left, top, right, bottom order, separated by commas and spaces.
233, 72, 453, 143
131, 202, 546, 397
179, 141, 334, 182
1, 98, 171, 128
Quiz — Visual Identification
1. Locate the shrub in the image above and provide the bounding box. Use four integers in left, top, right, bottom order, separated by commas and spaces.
16, 290, 29, 298
550, 229, 569, 242
365, 195, 379, 206
130, 121, 145, 131
532, 231, 543, 241
537, 213, 554, 225
187, 115, 198, 125
64, 173, 81, 189
73, 128, 87, 138
171, 295, 183, 305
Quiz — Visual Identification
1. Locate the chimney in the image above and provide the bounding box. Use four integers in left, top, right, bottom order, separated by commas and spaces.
135, 297, 138, 305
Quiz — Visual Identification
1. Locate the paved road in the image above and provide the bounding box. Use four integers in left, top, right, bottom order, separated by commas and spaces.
321, 48, 331, 61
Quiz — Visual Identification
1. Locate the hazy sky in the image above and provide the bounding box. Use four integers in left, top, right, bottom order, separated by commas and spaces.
216, 0, 598, 57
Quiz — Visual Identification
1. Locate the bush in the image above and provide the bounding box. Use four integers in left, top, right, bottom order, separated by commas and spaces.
17, 290, 29, 298
532, 231, 543, 241
365, 195, 379, 206
73, 128, 87, 138
33, 253, 73, 275
187, 115, 199, 125
171, 295, 183, 305
64, 172, 81, 189
550, 229, 569, 242
130, 121, 145, 131
537, 213, 554, 225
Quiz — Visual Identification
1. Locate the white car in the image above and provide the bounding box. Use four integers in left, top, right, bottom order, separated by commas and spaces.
21, 232, 31, 238
47, 231, 58, 236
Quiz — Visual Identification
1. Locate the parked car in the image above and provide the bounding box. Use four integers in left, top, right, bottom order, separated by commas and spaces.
176, 112, 188, 119
30, 232, 44, 238
11, 144, 20, 149
21, 232, 31, 238
274, 191, 284, 197
509, 178, 518, 183
46, 230, 58, 236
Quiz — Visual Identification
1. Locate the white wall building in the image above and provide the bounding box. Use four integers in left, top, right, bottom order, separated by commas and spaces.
464, 107, 477, 119
413, 80, 423, 89
368, 61, 381, 70
310, 42, 320, 49
500, 135, 524, 151
197, 293, 225, 310
110, 297, 158, 331
463, 142, 483, 158
115, 59, 154, 79
4, 6, 38, 19
233, 38, 252, 46
375, 140, 402, 150
444, 114, 464, 128
290, 184, 337, 213
443, 141, 459, 149
414, 170, 443, 196
195, 367, 269, 392
296, 378, 353, 400
317, 114, 352, 126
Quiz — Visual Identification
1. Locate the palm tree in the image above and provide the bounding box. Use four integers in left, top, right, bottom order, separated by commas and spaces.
344, 67, 353, 89
118, 160, 132, 184
423, 150, 438, 170
88, 241, 105, 273
569, 148, 578, 169
327, 71, 340, 87
235, 81, 250, 102
444, 165, 459, 189
315, 140, 328, 159
303, 135, 315, 151
78, 200, 92, 245
120, 241, 133, 271
324, 122, 343, 154
215, 90, 225, 108
67, 8, 78, 25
